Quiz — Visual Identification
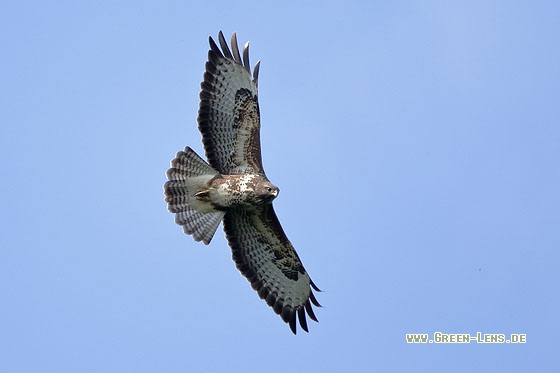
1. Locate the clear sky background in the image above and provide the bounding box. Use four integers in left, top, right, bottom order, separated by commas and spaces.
1, 1, 559, 372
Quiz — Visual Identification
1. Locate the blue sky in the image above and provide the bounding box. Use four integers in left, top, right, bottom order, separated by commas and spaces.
1, 0, 559, 371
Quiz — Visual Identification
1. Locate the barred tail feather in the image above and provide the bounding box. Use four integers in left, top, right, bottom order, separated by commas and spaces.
175, 206, 225, 244
166, 146, 218, 179
164, 146, 224, 244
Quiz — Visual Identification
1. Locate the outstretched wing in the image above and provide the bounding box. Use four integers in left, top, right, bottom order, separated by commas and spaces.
198, 31, 264, 175
223, 205, 321, 334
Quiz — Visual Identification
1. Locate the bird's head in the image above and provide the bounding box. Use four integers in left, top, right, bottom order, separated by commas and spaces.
257, 181, 279, 203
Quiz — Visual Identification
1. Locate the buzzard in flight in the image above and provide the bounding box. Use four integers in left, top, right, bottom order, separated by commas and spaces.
164, 31, 321, 334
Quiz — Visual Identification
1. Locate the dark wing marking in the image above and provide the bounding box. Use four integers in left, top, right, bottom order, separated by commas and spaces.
223, 204, 321, 334
198, 31, 264, 175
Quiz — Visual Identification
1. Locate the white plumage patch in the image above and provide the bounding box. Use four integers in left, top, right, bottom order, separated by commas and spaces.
238, 174, 256, 192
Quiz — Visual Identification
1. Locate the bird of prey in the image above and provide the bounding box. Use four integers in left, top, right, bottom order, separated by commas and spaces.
163, 31, 321, 334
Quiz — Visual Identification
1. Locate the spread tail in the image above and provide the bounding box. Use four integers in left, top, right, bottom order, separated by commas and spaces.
164, 146, 225, 244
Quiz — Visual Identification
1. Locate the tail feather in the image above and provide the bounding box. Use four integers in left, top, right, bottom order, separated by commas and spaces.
166, 146, 218, 179
164, 146, 224, 244
175, 206, 225, 244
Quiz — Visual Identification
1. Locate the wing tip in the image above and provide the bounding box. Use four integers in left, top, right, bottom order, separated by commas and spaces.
280, 293, 321, 335
210, 31, 259, 85
237, 271, 321, 335
311, 279, 321, 291
242, 41, 251, 74
208, 35, 222, 58
287, 303, 317, 335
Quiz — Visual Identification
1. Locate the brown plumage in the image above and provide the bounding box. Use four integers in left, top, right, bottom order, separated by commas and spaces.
164, 31, 321, 334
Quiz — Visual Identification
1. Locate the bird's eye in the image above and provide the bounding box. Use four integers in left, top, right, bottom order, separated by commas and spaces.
267, 187, 272, 192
